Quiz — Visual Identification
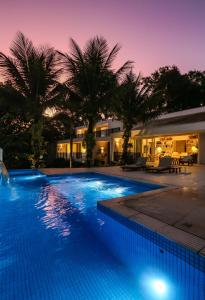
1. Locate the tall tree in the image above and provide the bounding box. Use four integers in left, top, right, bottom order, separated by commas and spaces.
0, 81, 32, 168
0, 32, 62, 166
187, 70, 205, 106
51, 86, 83, 168
144, 66, 204, 112
115, 72, 160, 163
59, 37, 132, 166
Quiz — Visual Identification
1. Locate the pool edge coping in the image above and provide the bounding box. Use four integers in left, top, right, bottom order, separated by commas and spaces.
97, 188, 205, 258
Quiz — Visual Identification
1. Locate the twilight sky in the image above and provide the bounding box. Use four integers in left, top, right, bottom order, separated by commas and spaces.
0, 0, 205, 75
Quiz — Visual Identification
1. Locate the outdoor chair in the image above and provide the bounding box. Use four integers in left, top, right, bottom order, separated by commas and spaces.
146, 156, 173, 173
121, 157, 147, 171
179, 155, 194, 166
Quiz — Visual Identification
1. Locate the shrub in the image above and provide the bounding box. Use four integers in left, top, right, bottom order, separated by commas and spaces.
49, 158, 69, 168
47, 158, 86, 168
5, 153, 32, 169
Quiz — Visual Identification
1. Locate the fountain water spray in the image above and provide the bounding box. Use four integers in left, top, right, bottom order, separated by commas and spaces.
0, 148, 9, 185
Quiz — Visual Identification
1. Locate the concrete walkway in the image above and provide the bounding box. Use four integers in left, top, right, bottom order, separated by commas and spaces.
41, 165, 205, 255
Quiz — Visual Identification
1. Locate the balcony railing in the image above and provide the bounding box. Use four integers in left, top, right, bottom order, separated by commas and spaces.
57, 152, 83, 160
75, 152, 82, 159
76, 127, 121, 139
76, 133, 85, 139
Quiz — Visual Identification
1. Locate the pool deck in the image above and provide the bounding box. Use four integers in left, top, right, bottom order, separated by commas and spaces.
41, 165, 205, 256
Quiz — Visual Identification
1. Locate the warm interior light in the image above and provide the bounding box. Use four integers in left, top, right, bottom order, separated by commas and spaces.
191, 145, 198, 153
115, 138, 120, 148
100, 146, 104, 154
156, 146, 162, 154
81, 146, 86, 153
44, 108, 56, 117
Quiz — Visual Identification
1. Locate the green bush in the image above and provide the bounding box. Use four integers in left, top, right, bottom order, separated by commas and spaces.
47, 158, 86, 168
49, 158, 70, 168
5, 153, 32, 169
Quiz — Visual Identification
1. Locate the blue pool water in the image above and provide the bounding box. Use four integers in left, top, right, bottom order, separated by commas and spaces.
0, 171, 204, 300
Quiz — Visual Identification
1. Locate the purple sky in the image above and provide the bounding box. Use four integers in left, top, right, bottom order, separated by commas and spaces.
0, 0, 205, 75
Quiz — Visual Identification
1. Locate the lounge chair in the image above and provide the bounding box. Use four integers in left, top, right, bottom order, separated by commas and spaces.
121, 157, 147, 171
146, 156, 173, 173
179, 155, 193, 166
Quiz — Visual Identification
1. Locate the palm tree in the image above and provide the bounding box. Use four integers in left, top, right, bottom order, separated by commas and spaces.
52, 86, 82, 168
59, 37, 132, 166
114, 72, 160, 164
0, 32, 62, 166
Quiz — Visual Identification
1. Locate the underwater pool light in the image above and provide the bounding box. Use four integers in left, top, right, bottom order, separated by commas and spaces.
152, 279, 166, 295
141, 274, 169, 299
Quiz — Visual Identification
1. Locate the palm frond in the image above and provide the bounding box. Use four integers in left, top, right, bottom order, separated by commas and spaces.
0, 84, 26, 112
115, 60, 133, 79
104, 43, 121, 70
85, 36, 108, 65
0, 52, 29, 96
69, 38, 85, 65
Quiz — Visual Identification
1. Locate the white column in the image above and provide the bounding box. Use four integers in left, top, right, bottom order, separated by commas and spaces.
198, 133, 205, 164
110, 138, 114, 161
0, 148, 3, 161
135, 138, 142, 156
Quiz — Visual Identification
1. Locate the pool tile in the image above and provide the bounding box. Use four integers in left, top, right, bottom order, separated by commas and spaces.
129, 213, 167, 232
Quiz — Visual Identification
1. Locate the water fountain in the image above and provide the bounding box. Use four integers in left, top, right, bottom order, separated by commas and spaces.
0, 148, 9, 185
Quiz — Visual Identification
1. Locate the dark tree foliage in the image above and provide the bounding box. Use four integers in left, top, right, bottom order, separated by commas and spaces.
114, 72, 161, 163
0, 81, 31, 168
144, 66, 205, 112
59, 36, 132, 166
187, 70, 205, 106
0, 33, 63, 167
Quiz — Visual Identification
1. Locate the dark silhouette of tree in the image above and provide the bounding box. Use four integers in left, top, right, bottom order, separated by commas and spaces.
0, 32, 62, 166
50, 85, 83, 168
58, 36, 132, 166
114, 72, 160, 163
187, 70, 205, 106
144, 66, 205, 112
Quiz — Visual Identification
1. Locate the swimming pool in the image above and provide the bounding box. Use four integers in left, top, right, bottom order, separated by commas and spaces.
0, 171, 204, 299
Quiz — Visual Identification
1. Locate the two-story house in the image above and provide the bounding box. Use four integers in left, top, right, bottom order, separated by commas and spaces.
56, 119, 130, 165
56, 106, 205, 165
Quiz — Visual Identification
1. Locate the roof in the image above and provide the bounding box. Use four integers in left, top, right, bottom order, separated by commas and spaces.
158, 106, 205, 120
134, 106, 205, 130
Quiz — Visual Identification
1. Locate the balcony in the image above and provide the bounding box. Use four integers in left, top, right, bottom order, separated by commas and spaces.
57, 152, 83, 160
76, 133, 85, 139
76, 127, 121, 139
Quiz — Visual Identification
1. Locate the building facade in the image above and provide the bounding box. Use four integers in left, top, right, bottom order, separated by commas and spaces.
57, 119, 130, 165
56, 107, 205, 164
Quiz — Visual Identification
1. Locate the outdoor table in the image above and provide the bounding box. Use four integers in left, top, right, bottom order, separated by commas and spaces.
169, 166, 182, 173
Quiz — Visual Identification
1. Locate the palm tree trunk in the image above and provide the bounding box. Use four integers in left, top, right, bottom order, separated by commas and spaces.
85, 118, 96, 167
31, 119, 43, 168
122, 125, 132, 164
69, 133, 73, 168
